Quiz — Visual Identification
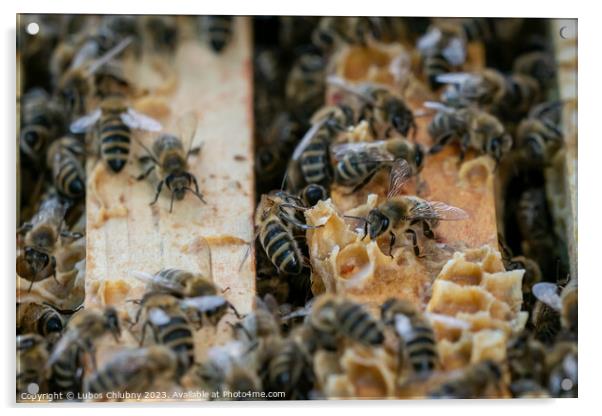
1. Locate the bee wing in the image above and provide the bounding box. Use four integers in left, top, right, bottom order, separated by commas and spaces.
291, 118, 327, 161
180, 295, 227, 313
70, 108, 102, 133
176, 112, 200, 151
416, 27, 442, 53
441, 37, 467, 66
326, 75, 376, 105
532, 282, 562, 312
423, 101, 455, 114
330, 140, 393, 162
394, 314, 414, 340
69, 40, 100, 71
86, 36, 133, 76
130, 270, 186, 294
387, 159, 413, 198
121, 108, 162, 132
148, 307, 172, 326
434, 72, 473, 85
408, 200, 469, 221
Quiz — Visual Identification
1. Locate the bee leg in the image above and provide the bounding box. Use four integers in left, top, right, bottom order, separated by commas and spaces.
405, 229, 422, 257
150, 180, 164, 205
227, 302, 241, 319
429, 134, 453, 155
388, 231, 396, 258
345, 169, 379, 195
169, 192, 176, 213
135, 164, 155, 181
17, 223, 33, 235
279, 210, 323, 230
458, 134, 470, 162
422, 221, 435, 240
27, 279, 35, 292
187, 174, 206, 203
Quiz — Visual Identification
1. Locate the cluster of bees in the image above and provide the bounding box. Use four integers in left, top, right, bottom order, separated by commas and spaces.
16, 15, 576, 401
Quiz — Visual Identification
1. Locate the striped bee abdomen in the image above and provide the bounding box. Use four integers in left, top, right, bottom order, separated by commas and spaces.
154, 315, 194, 372
259, 218, 303, 275
335, 152, 379, 186
424, 51, 452, 89
405, 319, 438, 374
207, 16, 233, 53
99, 114, 131, 173
50, 345, 83, 394
336, 300, 384, 345
299, 139, 331, 185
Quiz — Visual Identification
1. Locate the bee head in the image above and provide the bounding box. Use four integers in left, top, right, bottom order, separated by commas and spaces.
522, 134, 545, 161
301, 184, 328, 207
166, 173, 190, 201
24, 246, 52, 271
367, 209, 389, 240
42, 311, 64, 335
20, 126, 49, 155
487, 133, 512, 163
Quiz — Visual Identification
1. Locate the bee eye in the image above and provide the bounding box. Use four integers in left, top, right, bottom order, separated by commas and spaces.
46, 316, 63, 333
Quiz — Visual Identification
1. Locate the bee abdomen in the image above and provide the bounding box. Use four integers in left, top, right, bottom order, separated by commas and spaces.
424, 52, 451, 89
100, 117, 131, 172
337, 301, 384, 345
406, 327, 438, 373
157, 317, 194, 363
50, 346, 82, 393
336, 152, 377, 185
300, 140, 330, 184
260, 219, 303, 275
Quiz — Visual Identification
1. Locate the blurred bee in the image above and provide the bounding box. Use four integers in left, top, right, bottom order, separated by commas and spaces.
203, 16, 233, 53
516, 101, 564, 164
133, 291, 239, 373
142, 15, 179, 53
286, 104, 356, 190
359, 165, 468, 256
17, 334, 49, 397
307, 294, 384, 350
136, 113, 205, 212
328, 76, 417, 137
285, 50, 326, 119
331, 138, 425, 192
435, 69, 541, 118
193, 341, 262, 400
264, 334, 315, 400
312, 17, 384, 52
16, 302, 67, 341
531, 300, 561, 345
70, 94, 161, 173
429, 360, 503, 399
254, 191, 321, 276
48, 307, 121, 371
533, 277, 577, 337
231, 296, 281, 344
506, 332, 546, 385
19, 88, 65, 164
57, 36, 134, 118
546, 341, 577, 398
17, 196, 81, 290
381, 298, 438, 376
46, 136, 86, 200
84, 346, 178, 397
509, 379, 549, 398
513, 51, 556, 91
426, 102, 512, 162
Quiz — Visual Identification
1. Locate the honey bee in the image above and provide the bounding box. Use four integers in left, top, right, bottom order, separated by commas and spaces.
57, 36, 134, 118
84, 346, 179, 396
513, 51, 556, 91
264, 335, 315, 400
254, 191, 320, 276
135, 113, 205, 212
426, 102, 512, 162
360, 168, 468, 256
516, 101, 564, 164
312, 17, 383, 52
70, 94, 161, 173
203, 16, 234, 53
17, 334, 49, 397
506, 332, 546, 386
533, 277, 577, 337
331, 138, 425, 192
17, 196, 82, 290
17, 302, 67, 340
380, 298, 438, 376
429, 360, 503, 399
47, 307, 121, 371
509, 379, 549, 398
545, 341, 577, 398
531, 300, 561, 345
306, 294, 384, 349
46, 136, 86, 200
436, 69, 541, 118
19, 88, 65, 164
286, 104, 356, 190
285, 50, 326, 119
49, 342, 83, 395
328, 76, 417, 138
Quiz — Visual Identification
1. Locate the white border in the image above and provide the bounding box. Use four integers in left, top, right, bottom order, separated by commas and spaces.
2, 1, 595, 415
